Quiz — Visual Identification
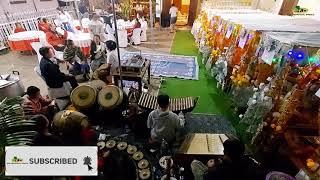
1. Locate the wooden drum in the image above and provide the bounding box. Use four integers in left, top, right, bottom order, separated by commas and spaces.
71, 80, 106, 110
98, 85, 124, 110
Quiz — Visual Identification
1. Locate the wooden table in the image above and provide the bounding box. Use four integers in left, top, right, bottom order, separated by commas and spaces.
112, 60, 151, 92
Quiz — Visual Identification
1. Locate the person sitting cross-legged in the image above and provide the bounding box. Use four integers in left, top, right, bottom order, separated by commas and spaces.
147, 94, 184, 144
191, 138, 263, 180
63, 39, 90, 80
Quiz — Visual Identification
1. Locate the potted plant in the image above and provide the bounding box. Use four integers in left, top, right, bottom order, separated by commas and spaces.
0, 97, 37, 176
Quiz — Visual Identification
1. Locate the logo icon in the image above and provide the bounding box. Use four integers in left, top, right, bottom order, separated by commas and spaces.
11, 156, 23, 163
8, 156, 25, 164
83, 156, 93, 171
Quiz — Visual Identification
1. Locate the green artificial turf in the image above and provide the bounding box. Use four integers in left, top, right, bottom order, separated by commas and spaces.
160, 30, 234, 118
160, 30, 252, 142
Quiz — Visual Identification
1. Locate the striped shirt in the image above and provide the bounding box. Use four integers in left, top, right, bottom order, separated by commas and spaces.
22, 96, 52, 118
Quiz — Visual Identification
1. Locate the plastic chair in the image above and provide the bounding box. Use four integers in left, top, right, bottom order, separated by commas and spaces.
132, 28, 142, 45
118, 29, 128, 48
30, 42, 44, 63
54, 19, 62, 27
34, 66, 71, 110
106, 24, 115, 41
140, 21, 148, 42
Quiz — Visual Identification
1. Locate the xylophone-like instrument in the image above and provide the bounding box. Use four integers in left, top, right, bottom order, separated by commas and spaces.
138, 92, 198, 113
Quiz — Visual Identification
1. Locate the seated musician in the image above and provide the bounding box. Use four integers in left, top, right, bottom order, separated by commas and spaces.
52, 110, 96, 146
125, 103, 149, 137
90, 34, 107, 72
191, 138, 262, 180
31, 114, 63, 146
63, 39, 90, 79
101, 150, 137, 180
22, 86, 54, 120
39, 46, 79, 89
14, 22, 26, 33
147, 94, 184, 144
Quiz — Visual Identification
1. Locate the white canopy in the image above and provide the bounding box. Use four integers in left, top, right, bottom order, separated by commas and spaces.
213, 13, 320, 33
266, 32, 320, 47
58, 0, 80, 2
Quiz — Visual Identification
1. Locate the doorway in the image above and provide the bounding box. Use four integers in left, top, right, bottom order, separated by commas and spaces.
173, 0, 190, 26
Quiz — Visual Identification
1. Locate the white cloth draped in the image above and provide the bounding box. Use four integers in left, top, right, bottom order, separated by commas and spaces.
8, 31, 46, 42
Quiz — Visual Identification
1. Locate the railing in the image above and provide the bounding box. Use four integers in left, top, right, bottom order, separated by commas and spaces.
0, 9, 59, 46
202, 0, 252, 10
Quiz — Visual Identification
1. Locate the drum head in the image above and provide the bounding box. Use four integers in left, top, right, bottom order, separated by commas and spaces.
71, 85, 97, 109
98, 85, 123, 109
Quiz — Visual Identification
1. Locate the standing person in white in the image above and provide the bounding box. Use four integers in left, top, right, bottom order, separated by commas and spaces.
169, 4, 178, 33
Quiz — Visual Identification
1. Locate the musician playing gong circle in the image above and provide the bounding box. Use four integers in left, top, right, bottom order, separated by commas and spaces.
147, 94, 185, 144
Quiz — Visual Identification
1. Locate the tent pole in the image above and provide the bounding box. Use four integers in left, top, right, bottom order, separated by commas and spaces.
111, 0, 123, 89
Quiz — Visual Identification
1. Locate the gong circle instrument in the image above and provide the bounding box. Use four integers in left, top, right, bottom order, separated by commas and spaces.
70, 80, 106, 110
97, 139, 153, 179
98, 85, 124, 110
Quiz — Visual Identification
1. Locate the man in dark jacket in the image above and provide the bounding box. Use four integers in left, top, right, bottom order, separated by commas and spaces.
39, 46, 78, 89
191, 138, 263, 180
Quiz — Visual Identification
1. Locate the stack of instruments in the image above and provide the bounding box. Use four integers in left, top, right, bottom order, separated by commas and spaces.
120, 55, 146, 74
138, 92, 198, 113
70, 80, 127, 117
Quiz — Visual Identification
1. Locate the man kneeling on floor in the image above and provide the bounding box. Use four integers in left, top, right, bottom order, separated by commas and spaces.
147, 94, 185, 144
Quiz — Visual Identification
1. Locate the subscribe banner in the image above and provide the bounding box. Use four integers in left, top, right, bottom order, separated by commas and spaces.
5, 146, 98, 176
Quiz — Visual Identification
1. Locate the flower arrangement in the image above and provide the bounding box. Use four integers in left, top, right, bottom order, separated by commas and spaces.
230, 73, 250, 87
239, 82, 274, 142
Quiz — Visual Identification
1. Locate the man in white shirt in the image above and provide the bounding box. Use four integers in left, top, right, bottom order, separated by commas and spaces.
57, 8, 74, 33
89, 14, 106, 41
147, 94, 185, 143
169, 4, 178, 33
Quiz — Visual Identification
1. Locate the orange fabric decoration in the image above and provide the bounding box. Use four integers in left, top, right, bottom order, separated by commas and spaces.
8, 38, 39, 51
